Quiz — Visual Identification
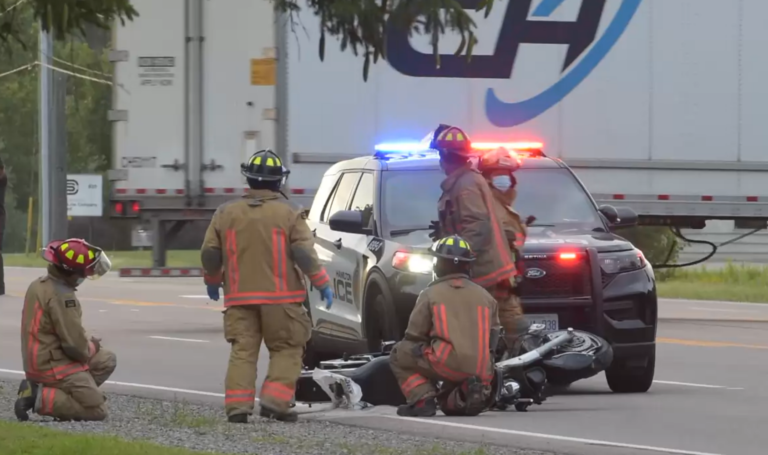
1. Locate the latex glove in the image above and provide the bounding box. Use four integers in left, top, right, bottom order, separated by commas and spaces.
319, 286, 334, 309
207, 285, 220, 301
428, 220, 441, 241
88, 336, 102, 358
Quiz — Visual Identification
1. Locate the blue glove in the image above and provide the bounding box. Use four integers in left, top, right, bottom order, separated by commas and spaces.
319, 286, 334, 309
206, 285, 220, 301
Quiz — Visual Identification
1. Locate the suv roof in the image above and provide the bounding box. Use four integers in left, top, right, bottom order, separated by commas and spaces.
324, 150, 568, 174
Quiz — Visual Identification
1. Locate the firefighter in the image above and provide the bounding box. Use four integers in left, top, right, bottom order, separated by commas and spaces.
477, 146, 529, 350
14, 239, 117, 422
201, 149, 334, 424
389, 235, 500, 417
428, 125, 529, 353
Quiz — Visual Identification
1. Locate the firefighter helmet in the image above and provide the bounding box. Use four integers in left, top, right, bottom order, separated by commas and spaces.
429, 124, 473, 156
241, 149, 289, 182
478, 147, 521, 173
430, 235, 476, 264
42, 239, 112, 280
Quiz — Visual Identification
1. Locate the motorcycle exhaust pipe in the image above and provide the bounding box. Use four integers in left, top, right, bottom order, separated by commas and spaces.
496, 328, 575, 370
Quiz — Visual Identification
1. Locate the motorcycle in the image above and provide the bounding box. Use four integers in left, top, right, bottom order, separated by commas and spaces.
294, 324, 614, 412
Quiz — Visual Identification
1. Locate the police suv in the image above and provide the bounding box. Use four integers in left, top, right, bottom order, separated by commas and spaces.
302, 143, 657, 393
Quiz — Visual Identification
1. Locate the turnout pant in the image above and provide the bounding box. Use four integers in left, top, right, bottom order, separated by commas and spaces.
223, 303, 311, 417
389, 340, 492, 416
34, 348, 117, 421
487, 280, 528, 349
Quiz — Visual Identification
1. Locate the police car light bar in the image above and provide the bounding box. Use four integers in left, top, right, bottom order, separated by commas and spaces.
473, 142, 544, 150
374, 141, 544, 153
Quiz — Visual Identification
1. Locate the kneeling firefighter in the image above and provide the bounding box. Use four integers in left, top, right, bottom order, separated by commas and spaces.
389, 235, 501, 417
15, 239, 117, 422
477, 147, 529, 350
201, 149, 334, 423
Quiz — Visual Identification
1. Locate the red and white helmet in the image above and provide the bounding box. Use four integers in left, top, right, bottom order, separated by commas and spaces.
42, 239, 112, 280
429, 124, 473, 156
478, 146, 521, 173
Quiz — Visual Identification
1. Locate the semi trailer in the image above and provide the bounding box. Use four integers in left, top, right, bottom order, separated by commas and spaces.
109, 0, 768, 271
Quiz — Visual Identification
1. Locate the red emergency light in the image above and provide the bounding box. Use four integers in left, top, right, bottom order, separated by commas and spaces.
559, 252, 578, 260
472, 142, 544, 151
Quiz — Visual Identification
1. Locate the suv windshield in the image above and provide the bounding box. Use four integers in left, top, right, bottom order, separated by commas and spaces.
381, 168, 604, 241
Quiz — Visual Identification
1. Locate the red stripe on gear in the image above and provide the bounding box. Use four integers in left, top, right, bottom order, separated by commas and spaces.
278, 229, 288, 292
476, 306, 484, 376
226, 229, 240, 293
431, 306, 443, 338
225, 389, 256, 404
47, 388, 56, 414
27, 302, 43, 377
261, 381, 294, 401
309, 269, 330, 288
485, 195, 515, 272
272, 229, 282, 291
439, 304, 449, 342
401, 374, 428, 395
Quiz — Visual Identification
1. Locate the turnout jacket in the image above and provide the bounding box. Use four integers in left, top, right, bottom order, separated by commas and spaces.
437, 166, 517, 287
489, 186, 527, 257
21, 265, 92, 383
201, 189, 330, 307
404, 274, 500, 382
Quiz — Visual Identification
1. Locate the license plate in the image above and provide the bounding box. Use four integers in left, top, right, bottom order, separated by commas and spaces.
525, 314, 559, 332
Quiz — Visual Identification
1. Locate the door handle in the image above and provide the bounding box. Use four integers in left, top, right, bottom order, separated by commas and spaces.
332, 238, 342, 250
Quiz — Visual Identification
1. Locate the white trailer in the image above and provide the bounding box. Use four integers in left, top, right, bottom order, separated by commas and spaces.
109, 0, 768, 267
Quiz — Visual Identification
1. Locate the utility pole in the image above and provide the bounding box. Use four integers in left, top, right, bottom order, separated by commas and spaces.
39, 25, 68, 246
39, 27, 52, 246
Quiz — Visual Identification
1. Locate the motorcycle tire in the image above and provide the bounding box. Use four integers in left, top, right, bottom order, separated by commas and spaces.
540, 330, 614, 386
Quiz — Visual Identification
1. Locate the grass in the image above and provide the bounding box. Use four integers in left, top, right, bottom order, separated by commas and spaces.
657, 262, 768, 303
3, 250, 201, 268
0, 420, 235, 455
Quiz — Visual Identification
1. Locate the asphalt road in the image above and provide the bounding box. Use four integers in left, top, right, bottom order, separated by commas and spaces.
1, 267, 767, 455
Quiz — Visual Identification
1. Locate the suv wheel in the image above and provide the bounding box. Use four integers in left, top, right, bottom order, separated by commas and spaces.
606, 346, 655, 393
365, 293, 400, 352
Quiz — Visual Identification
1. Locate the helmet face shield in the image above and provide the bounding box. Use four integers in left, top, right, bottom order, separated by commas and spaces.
86, 251, 112, 280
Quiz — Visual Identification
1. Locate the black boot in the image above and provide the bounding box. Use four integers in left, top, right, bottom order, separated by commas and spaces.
259, 404, 298, 423
463, 377, 488, 416
397, 397, 437, 417
14, 380, 38, 422
227, 413, 248, 424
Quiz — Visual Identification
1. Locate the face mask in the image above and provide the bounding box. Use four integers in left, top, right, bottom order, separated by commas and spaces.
75, 277, 85, 286
491, 175, 512, 192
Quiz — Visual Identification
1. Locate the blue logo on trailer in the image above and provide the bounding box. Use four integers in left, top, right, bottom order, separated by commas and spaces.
386, 0, 644, 127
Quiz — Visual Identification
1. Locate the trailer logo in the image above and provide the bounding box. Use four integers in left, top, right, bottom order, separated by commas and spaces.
386, 0, 643, 127
66, 179, 79, 195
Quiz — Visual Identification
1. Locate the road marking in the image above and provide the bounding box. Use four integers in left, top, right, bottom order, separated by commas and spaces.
379, 416, 723, 455
130, 309, 140, 312
688, 307, 757, 313
663, 298, 768, 307
99, 310, 108, 313
149, 336, 209, 343
653, 380, 743, 390
180, 295, 210, 299
0, 368, 313, 410
658, 337, 768, 350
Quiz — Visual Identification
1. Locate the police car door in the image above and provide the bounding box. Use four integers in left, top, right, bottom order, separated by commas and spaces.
309, 171, 365, 340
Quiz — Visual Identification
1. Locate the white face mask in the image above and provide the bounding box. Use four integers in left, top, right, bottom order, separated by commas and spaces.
75, 277, 85, 286
491, 175, 512, 192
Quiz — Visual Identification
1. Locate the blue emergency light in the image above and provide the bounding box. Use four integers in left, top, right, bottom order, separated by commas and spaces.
374, 142, 433, 153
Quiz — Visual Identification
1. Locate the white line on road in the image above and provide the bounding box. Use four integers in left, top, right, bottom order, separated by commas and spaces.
653, 380, 743, 390
688, 307, 757, 313
180, 295, 210, 299
0, 368, 223, 397
379, 416, 723, 455
0, 369, 314, 410
663, 299, 768, 308
148, 336, 209, 343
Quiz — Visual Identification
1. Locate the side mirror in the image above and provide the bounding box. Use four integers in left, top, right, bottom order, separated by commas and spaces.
613, 206, 638, 228
329, 210, 371, 235
598, 205, 620, 223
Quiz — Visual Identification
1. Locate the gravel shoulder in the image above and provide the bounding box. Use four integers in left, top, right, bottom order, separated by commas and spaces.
0, 380, 554, 455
